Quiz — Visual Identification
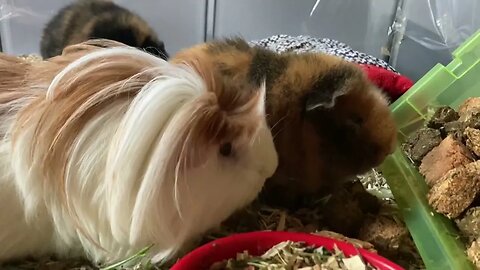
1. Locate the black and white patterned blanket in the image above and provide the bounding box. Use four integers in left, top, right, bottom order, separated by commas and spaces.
249, 34, 396, 73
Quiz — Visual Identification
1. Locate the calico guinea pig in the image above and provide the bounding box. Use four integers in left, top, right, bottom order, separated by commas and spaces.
0, 39, 277, 264
40, 0, 168, 60
172, 38, 397, 207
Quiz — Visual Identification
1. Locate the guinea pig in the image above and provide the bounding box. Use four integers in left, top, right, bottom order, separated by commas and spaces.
40, 0, 168, 60
172, 38, 397, 207
0, 39, 277, 264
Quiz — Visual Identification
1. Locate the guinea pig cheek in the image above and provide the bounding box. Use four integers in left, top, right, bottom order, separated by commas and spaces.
250, 124, 279, 180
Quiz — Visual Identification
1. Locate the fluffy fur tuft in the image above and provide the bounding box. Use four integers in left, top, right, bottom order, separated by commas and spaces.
0, 40, 277, 264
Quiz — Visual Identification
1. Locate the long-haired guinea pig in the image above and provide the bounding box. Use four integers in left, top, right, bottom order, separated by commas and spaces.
172, 38, 397, 207
0, 39, 277, 264
40, 0, 168, 60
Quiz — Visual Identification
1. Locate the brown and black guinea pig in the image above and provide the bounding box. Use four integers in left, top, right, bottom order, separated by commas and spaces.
172, 38, 397, 208
40, 0, 168, 60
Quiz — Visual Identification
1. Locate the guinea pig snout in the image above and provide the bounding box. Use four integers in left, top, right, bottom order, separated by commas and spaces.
375, 149, 390, 166
366, 144, 391, 167
376, 138, 397, 164
387, 137, 397, 155
381, 126, 398, 159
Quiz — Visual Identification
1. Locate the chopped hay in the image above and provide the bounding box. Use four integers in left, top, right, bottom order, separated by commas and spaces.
209, 240, 375, 270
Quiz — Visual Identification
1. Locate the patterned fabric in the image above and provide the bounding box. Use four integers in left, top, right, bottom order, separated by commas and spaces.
249, 34, 397, 73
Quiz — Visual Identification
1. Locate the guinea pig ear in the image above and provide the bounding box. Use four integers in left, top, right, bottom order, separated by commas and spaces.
305, 65, 360, 112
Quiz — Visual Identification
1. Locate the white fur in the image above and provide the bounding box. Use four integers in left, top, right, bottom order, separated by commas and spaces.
0, 47, 278, 264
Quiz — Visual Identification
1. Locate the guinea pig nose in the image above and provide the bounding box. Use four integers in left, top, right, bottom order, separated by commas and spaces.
376, 147, 393, 165
369, 145, 388, 166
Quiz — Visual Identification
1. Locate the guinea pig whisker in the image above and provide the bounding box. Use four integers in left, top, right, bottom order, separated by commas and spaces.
273, 126, 286, 140
288, 177, 297, 182
271, 115, 291, 140
273, 172, 298, 182
144, 47, 161, 55
271, 115, 287, 133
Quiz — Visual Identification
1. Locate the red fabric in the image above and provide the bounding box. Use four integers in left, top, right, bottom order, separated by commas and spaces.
359, 64, 414, 102
171, 231, 404, 270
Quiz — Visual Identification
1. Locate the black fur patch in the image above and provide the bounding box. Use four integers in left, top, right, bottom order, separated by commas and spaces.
40, 3, 76, 57
60, 12, 80, 49
248, 48, 288, 88
87, 0, 120, 13
89, 24, 137, 47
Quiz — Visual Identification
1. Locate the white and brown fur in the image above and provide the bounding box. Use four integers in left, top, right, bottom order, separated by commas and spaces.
0, 39, 277, 264
40, 0, 168, 60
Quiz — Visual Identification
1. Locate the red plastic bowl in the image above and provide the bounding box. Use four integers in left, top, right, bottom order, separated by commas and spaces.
171, 231, 405, 270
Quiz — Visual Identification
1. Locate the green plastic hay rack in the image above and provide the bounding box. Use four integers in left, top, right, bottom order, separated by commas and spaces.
379, 29, 480, 270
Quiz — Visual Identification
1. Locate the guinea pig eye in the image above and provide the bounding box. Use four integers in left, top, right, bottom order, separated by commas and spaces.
345, 116, 363, 133
352, 116, 363, 125
219, 142, 233, 157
